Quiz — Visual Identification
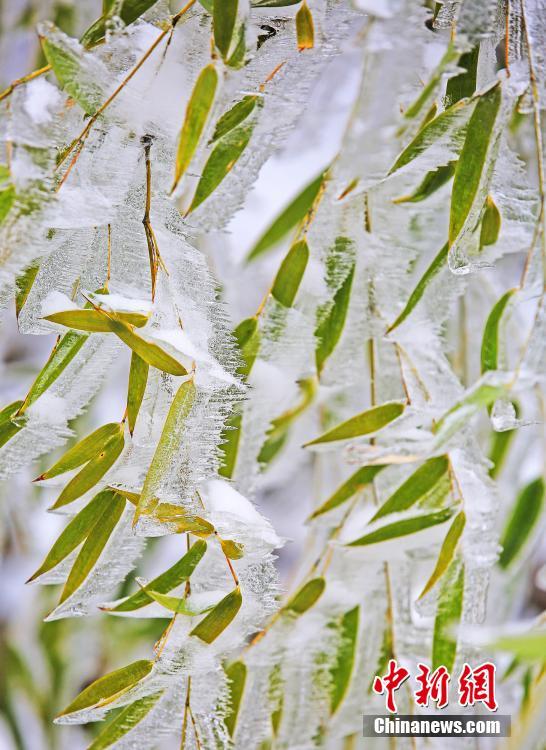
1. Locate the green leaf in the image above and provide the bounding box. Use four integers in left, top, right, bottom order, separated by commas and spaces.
315, 263, 355, 374
0, 184, 15, 224
188, 123, 253, 212
224, 661, 247, 737
37, 422, 123, 480
432, 557, 464, 671
488, 402, 519, 479
271, 239, 309, 307
386, 242, 448, 333
44, 308, 149, 331
401, 43, 459, 123
445, 46, 479, 104
51, 430, 125, 509
479, 195, 501, 248
434, 378, 508, 442
41, 35, 101, 114
304, 402, 404, 447
498, 478, 544, 569
310, 465, 386, 519
80, 0, 161, 47
348, 507, 455, 547
296, 1, 314, 49
127, 353, 149, 436
285, 577, 325, 615
370, 455, 449, 522
487, 631, 546, 662
60, 492, 125, 602
418, 510, 466, 599
172, 64, 218, 191
87, 692, 163, 750
251, 0, 302, 6
135, 379, 196, 521
329, 607, 359, 714
28, 490, 114, 582
15, 261, 40, 318
480, 289, 514, 373
234, 317, 260, 377
213, 0, 237, 58
246, 173, 325, 262
211, 96, 259, 142
449, 84, 501, 244
105, 539, 207, 612
218, 411, 242, 479
190, 587, 242, 643
0, 400, 24, 450
58, 659, 154, 717
393, 162, 456, 204
141, 588, 213, 615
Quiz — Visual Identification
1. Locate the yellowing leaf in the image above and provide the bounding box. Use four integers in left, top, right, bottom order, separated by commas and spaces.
44, 308, 149, 331
220, 538, 245, 559
296, 1, 314, 50
127, 352, 149, 435
419, 510, 466, 599
190, 587, 242, 643
304, 402, 404, 447
479, 195, 501, 248
142, 588, 213, 615
285, 578, 325, 615
36, 422, 123, 480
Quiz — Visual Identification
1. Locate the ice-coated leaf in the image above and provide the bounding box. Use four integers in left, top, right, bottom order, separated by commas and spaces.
211, 96, 259, 142
246, 173, 325, 261
329, 607, 359, 714
296, 1, 314, 50
480, 289, 514, 373
434, 379, 508, 442
37, 422, 123, 480
449, 84, 501, 244
271, 239, 309, 307
310, 465, 386, 519
213, 0, 237, 58
105, 539, 207, 612
0, 184, 15, 224
445, 46, 479, 104
15, 261, 40, 319
87, 692, 163, 750
0, 401, 24, 450
44, 308, 149, 331
370, 455, 449, 521
348, 507, 455, 547
479, 195, 501, 248
393, 162, 456, 204
418, 510, 466, 599
234, 316, 260, 377
153, 504, 215, 536
190, 587, 242, 643
315, 262, 355, 374
59, 492, 125, 602
224, 661, 246, 737
432, 557, 464, 671
134, 379, 196, 521
487, 631, 546, 662
220, 538, 245, 559
285, 578, 325, 615
498, 478, 544, 569
488, 401, 519, 479
41, 34, 101, 114
218, 412, 242, 479
252, 0, 301, 5
401, 42, 459, 122
127, 353, 149, 436
81, 0, 161, 48
102, 316, 187, 376
172, 64, 218, 192
58, 659, 154, 717
28, 490, 114, 582
386, 243, 448, 333
141, 588, 213, 615
304, 402, 404, 447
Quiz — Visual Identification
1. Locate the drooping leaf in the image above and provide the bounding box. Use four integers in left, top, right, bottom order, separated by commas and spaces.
60, 492, 125, 602
498, 478, 544, 569
213, 0, 238, 58
233, 316, 260, 377
271, 239, 309, 307
480, 289, 514, 374
419, 510, 466, 599
310, 465, 386, 519
304, 402, 404, 447
401, 42, 459, 123
252, 0, 302, 5
58, 660, 154, 717
449, 84, 501, 244
315, 263, 355, 374
432, 557, 464, 671
41, 34, 102, 114
220, 538, 245, 560
370, 455, 449, 521
37, 422, 123, 480
487, 631, 546, 662
445, 45, 479, 104
211, 96, 258, 142
87, 692, 163, 750
81, 0, 161, 47
105, 539, 207, 612
218, 411, 243, 479
285, 578, 325, 615
434, 378, 508, 442
190, 587, 242, 643
142, 588, 213, 615
224, 661, 247, 737
488, 402, 519, 479
127, 353, 149, 435
0, 400, 24, 450
28, 490, 114, 582
479, 195, 501, 248
348, 507, 455, 547
153, 504, 215, 536
44, 308, 149, 331
392, 162, 456, 204
15, 261, 40, 318
172, 64, 218, 191
246, 173, 325, 261
329, 607, 359, 714
296, 1, 314, 50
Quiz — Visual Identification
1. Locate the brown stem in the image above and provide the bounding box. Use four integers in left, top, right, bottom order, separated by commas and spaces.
0, 64, 51, 103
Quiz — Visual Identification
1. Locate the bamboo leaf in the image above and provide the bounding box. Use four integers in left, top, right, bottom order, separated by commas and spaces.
190, 587, 242, 643
432, 557, 464, 671
479, 195, 501, 248
285, 577, 325, 615
304, 402, 404, 447
246, 173, 325, 262
87, 692, 163, 750
172, 64, 218, 191
234, 317, 260, 377
81, 0, 161, 47
44, 308, 149, 331
105, 539, 207, 612
127, 353, 149, 436
434, 378, 508, 442
401, 43, 459, 123
449, 84, 502, 244
0, 400, 24, 450
220, 538, 245, 560
498, 478, 544, 569
142, 588, 213, 615
28, 490, 114, 582
271, 239, 309, 307
252, 0, 301, 5
296, 1, 314, 50
370, 455, 449, 522
348, 507, 455, 547
41, 35, 101, 114
37, 422, 123, 480
310, 465, 386, 519
0, 184, 15, 224
60, 492, 125, 602
480, 289, 514, 373
213, 0, 237, 58
102, 316, 187, 376
419, 510, 466, 599
445, 46, 479, 104
152, 503, 215, 537
392, 162, 456, 204
315, 263, 355, 374
58, 659, 154, 717
15, 261, 40, 318
488, 401, 519, 479
224, 661, 246, 737
329, 607, 359, 714
211, 96, 258, 142
487, 631, 546, 662
219, 411, 243, 479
